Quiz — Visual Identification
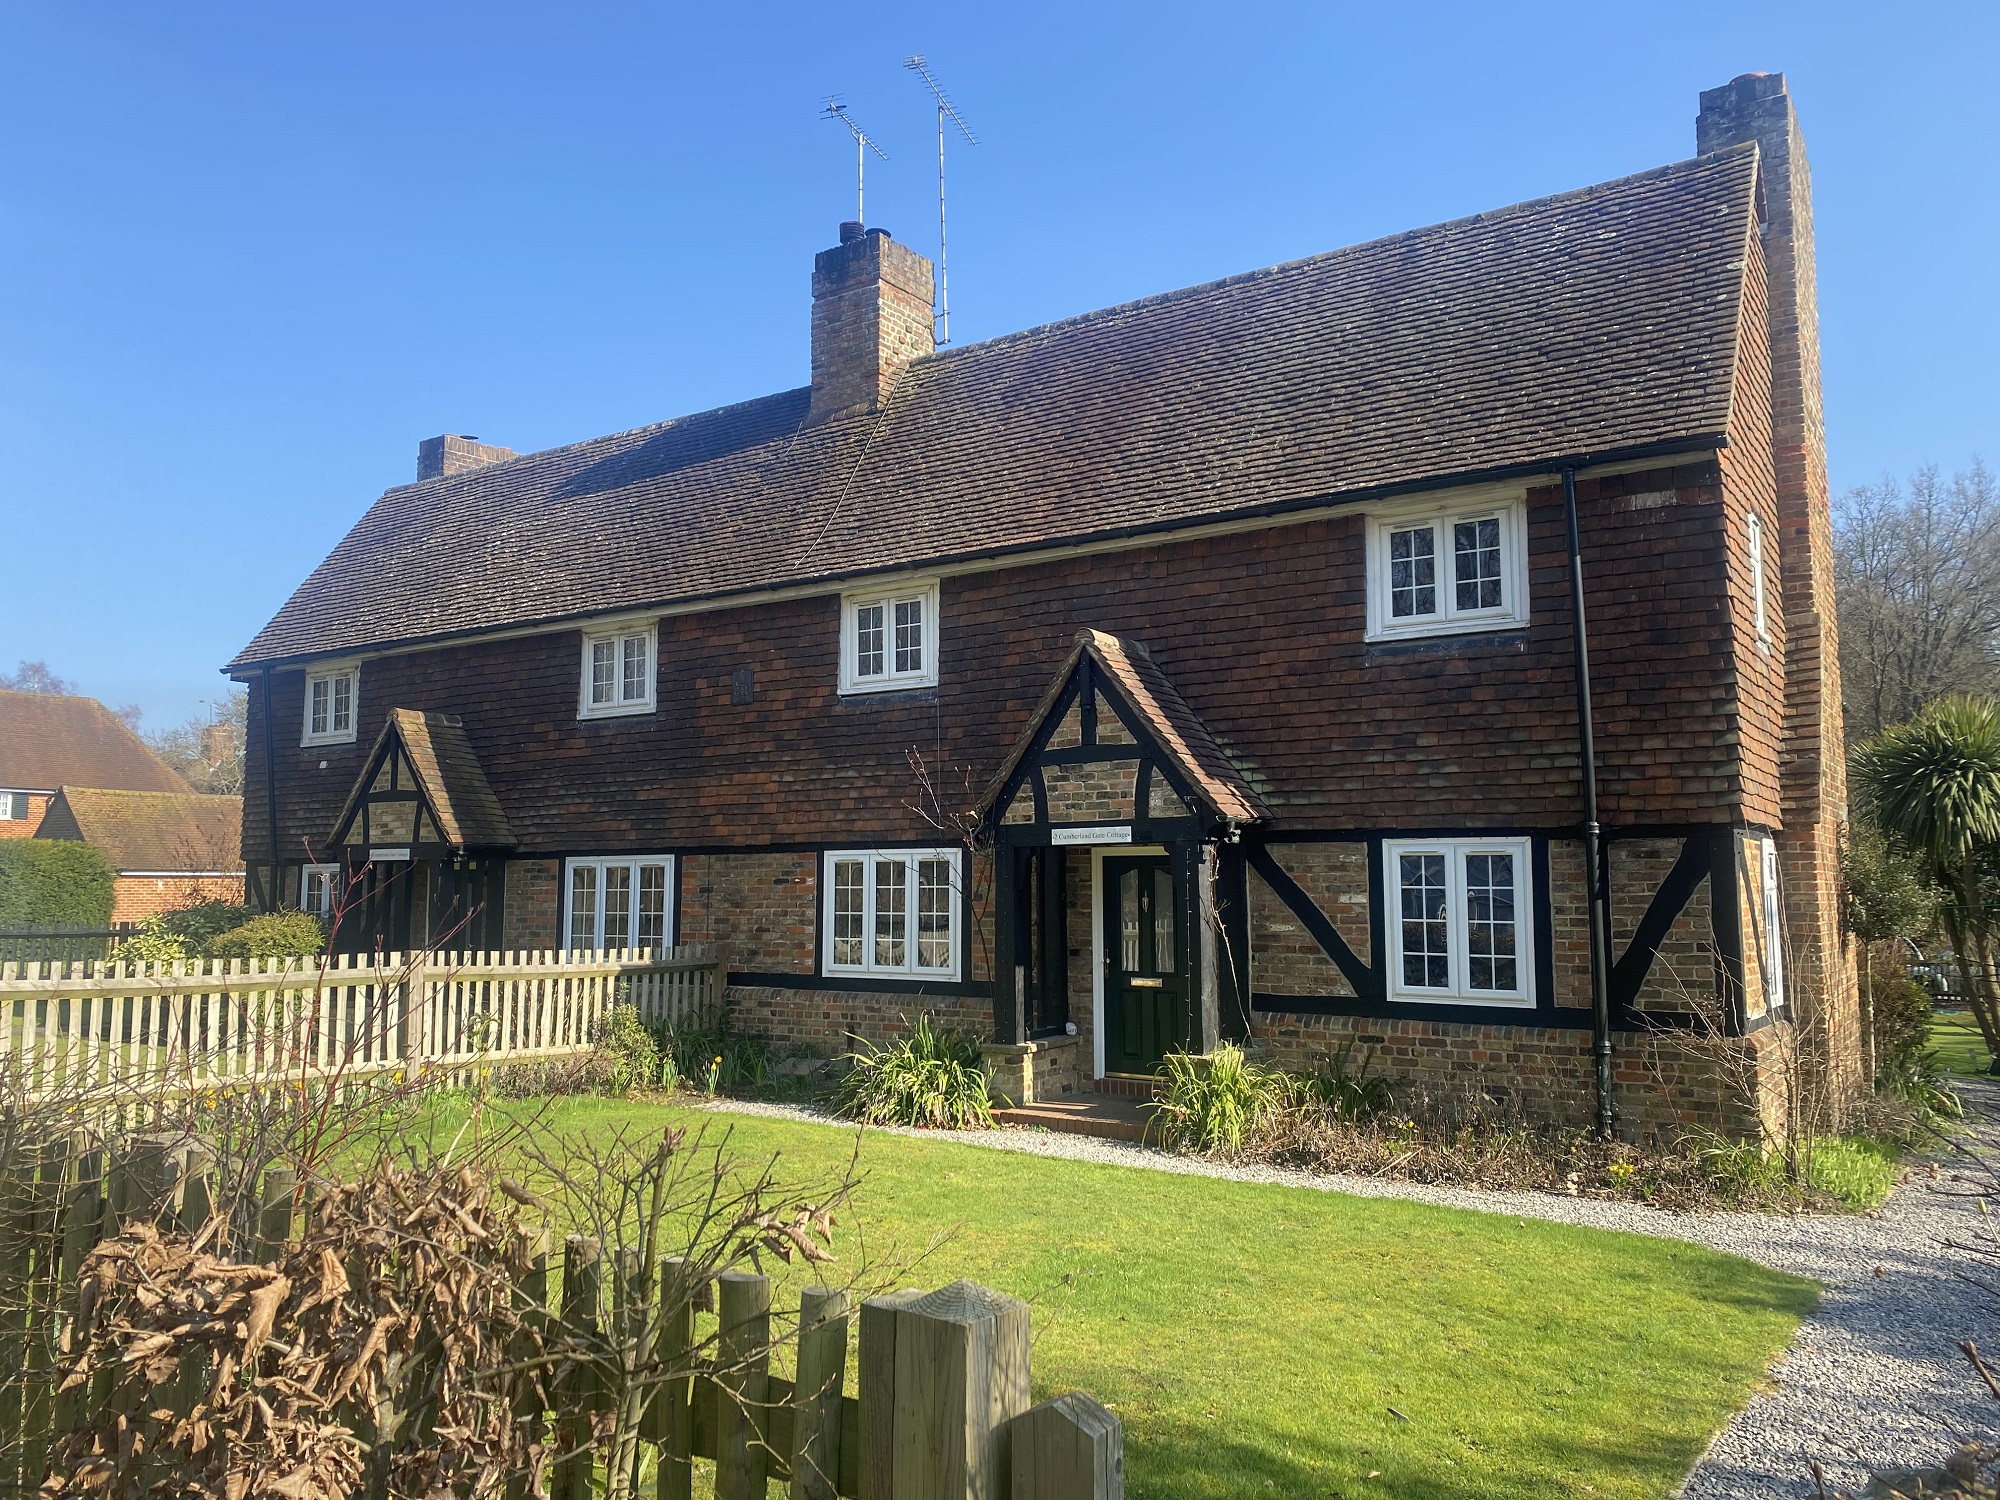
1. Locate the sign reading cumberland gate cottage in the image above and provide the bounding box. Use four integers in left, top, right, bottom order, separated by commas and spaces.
228, 73, 1855, 1137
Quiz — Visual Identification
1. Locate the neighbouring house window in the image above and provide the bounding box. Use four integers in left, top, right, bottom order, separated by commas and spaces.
1365, 501, 1528, 640
300, 863, 340, 918
1383, 837, 1535, 1004
1748, 511, 1771, 643
0, 792, 28, 821
823, 848, 961, 979
578, 623, 657, 718
1758, 836, 1785, 1012
564, 857, 675, 951
839, 581, 939, 694
301, 664, 359, 746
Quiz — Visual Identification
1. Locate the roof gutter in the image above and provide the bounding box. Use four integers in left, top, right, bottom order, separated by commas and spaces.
224, 431, 1726, 675
1563, 466, 1617, 1140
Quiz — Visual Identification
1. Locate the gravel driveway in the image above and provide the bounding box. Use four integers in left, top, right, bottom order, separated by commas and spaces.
707, 1091, 1999, 1496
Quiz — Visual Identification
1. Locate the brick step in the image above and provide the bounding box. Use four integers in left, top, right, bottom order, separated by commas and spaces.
1095, 1073, 1162, 1101
992, 1096, 1156, 1143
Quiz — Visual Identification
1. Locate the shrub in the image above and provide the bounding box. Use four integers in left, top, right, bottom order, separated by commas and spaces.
0, 841, 114, 929
160, 900, 256, 955
209, 911, 327, 961
1293, 1043, 1396, 1123
1869, 972, 1964, 1121
117, 915, 192, 966
835, 1015, 993, 1129
1152, 1045, 1288, 1154
595, 1004, 662, 1095
656, 1020, 777, 1095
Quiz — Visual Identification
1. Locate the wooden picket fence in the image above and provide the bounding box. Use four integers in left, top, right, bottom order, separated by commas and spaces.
0, 947, 721, 1100
0, 1137, 1123, 1500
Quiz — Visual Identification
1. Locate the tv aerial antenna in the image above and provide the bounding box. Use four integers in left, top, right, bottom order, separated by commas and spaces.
902, 55, 977, 345
822, 97, 888, 225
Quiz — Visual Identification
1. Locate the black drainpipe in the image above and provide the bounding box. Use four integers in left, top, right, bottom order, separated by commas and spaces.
260, 665, 280, 914
1563, 467, 1616, 1139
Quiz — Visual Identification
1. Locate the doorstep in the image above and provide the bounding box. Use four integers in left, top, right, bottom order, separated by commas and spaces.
991, 1094, 1157, 1143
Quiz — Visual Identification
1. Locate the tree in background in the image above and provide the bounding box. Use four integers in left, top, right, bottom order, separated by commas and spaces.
1855, 696, 2000, 1073
1840, 820, 1938, 1081
144, 689, 247, 795
1835, 460, 2000, 741
0, 660, 77, 694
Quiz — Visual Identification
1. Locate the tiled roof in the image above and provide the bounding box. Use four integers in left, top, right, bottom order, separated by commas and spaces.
331, 709, 515, 851
0, 691, 191, 794
979, 629, 1268, 825
232, 146, 1761, 671
35, 788, 242, 873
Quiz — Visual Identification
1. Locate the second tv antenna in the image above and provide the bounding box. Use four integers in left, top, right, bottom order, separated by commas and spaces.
822, 98, 888, 225
903, 55, 977, 345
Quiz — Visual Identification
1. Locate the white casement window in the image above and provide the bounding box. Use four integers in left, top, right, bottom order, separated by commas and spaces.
0, 792, 29, 821
300, 863, 340, 918
301, 664, 360, 746
564, 856, 676, 952
823, 848, 961, 979
839, 581, 939, 694
1758, 837, 1786, 1011
1747, 511, 1771, 644
578, 622, 657, 718
1384, 837, 1535, 1005
1365, 500, 1529, 640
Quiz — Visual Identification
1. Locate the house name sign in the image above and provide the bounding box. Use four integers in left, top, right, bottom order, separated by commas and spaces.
1049, 825, 1133, 846
370, 847, 413, 863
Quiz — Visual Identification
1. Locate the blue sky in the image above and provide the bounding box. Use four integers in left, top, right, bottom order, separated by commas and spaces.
1, 0, 1994, 727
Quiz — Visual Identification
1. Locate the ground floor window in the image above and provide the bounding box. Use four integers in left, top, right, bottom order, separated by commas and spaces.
300, 863, 341, 918
1383, 837, 1534, 1004
564, 856, 675, 952
823, 848, 961, 980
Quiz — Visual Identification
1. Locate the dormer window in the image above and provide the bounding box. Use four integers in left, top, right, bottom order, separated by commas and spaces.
840, 581, 939, 694
1365, 499, 1529, 641
301, 663, 359, 746
579, 622, 657, 719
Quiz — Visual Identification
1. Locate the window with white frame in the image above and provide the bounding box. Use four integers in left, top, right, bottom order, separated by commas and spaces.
564, 856, 675, 952
1758, 836, 1785, 1011
1384, 837, 1535, 1004
1747, 511, 1771, 644
1365, 501, 1529, 640
301, 664, 359, 746
823, 848, 961, 979
839, 581, 939, 694
300, 863, 340, 918
0, 792, 29, 821
579, 623, 657, 718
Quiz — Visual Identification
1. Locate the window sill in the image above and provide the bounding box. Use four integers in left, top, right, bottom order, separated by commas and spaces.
1386, 991, 1535, 1008
576, 703, 657, 721
823, 967, 962, 985
299, 733, 358, 749
1365, 614, 1530, 646
837, 678, 940, 698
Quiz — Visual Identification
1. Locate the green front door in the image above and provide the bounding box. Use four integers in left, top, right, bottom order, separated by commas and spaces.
1103, 855, 1188, 1073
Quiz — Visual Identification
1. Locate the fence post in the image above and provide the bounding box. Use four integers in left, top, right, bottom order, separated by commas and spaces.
557, 1236, 602, 1500
649, 1256, 699, 1500
891, 1281, 1032, 1500
1010, 1393, 1123, 1500
257, 1165, 297, 1262
791, 1286, 849, 1500
713, 1270, 770, 1500
858, 1288, 928, 1500
506, 1227, 551, 1500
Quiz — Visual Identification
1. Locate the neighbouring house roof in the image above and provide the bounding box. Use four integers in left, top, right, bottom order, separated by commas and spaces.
978, 630, 1269, 826
35, 788, 244, 873
330, 710, 515, 852
0, 691, 190, 795
231, 146, 1761, 672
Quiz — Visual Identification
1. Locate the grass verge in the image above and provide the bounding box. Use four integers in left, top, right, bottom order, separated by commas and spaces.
472, 1094, 1815, 1500
1930, 1009, 1994, 1080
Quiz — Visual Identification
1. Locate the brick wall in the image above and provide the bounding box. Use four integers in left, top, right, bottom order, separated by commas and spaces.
679, 853, 818, 972
111, 874, 246, 925
502, 858, 559, 951
0, 793, 51, 840
725, 984, 985, 1056
809, 230, 935, 422
1248, 842, 1368, 998
1041, 760, 1139, 824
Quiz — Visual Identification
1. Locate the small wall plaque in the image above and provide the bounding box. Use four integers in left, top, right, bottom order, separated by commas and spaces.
369, 847, 412, 862
1050, 825, 1133, 846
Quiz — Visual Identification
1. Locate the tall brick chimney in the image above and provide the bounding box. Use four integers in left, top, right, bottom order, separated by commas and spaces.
809, 223, 935, 424
417, 434, 517, 482
1696, 73, 1860, 1095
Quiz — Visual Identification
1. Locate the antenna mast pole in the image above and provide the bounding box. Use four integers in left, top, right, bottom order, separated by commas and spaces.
902, 56, 977, 345
822, 99, 887, 224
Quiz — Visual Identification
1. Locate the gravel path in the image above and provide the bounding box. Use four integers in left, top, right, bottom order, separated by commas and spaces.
702, 1091, 2000, 1496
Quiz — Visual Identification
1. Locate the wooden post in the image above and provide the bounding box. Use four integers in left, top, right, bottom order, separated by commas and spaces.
791, 1286, 849, 1500
505, 1228, 550, 1500
858, 1288, 927, 1500
892, 1281, 1032, 1500
713, 1270, 770, 1500
256, 1165, 297, 1262
557, 1236, 602, 1500
651, 1256, 699, 1500
1011, 1394, 1123, 1500
53, 1138, 102, 1443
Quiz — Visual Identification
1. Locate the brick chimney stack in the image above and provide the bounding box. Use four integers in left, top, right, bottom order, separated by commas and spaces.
1696, 73, 1859, 1094
417, 434, 517, 482
809, 223, 935, 424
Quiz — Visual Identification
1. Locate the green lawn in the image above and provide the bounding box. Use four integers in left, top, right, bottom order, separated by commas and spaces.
1929, 1009, 1993, 1079
488, 1097, 1814, 1500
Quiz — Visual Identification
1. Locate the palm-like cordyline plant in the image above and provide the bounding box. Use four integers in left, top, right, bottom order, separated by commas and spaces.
1855, 696, 2000, 1071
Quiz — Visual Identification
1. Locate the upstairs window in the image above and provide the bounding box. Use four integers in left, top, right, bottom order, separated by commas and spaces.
1384, 837, 1535, 1005
300, 863, 341, 918
840, 581, 939, 694
302, 664, 359, 746
1748, 510, 1772, 644
823, 848, 961, 979
579, 623, 657, 718
0, 792, 29, 821
1365, 501, 1528, 640
565, 856, 675, 951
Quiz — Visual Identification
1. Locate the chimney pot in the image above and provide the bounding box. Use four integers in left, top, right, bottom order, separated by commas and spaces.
839, 220, 866, 245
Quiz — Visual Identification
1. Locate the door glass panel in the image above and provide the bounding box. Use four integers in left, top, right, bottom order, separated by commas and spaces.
569, 866, 598, 950
638, 864, 669, 948
1119, 868, 1140, 972
1152, 867, 1175, 973
603, 865, 633, 949
831, 859, 865, 966
874, 859, 907, 968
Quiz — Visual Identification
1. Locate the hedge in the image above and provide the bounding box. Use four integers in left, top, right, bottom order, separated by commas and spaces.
0, 841, 117, 930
